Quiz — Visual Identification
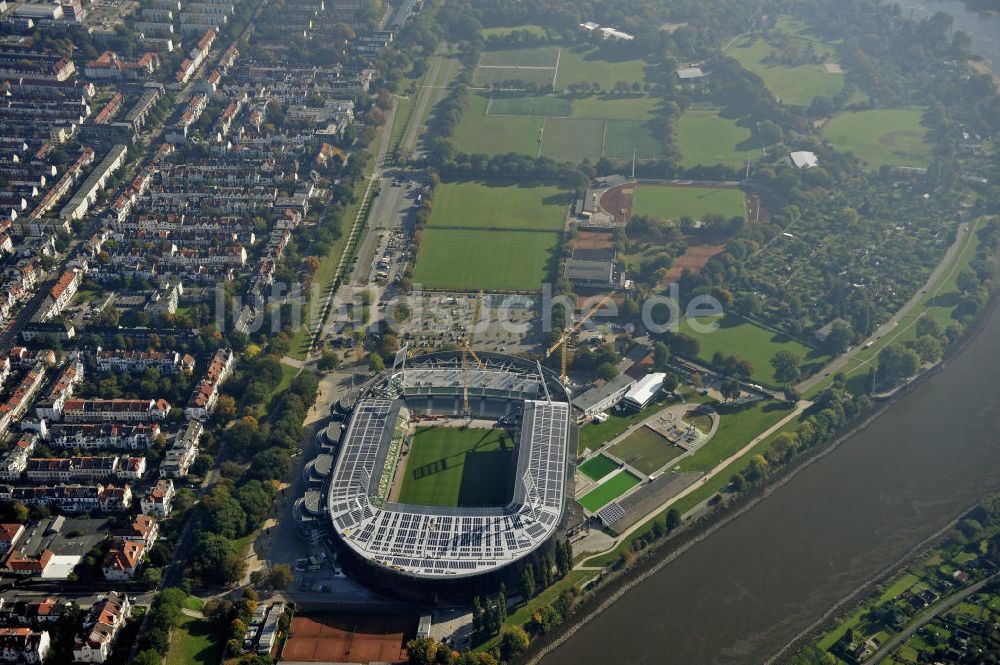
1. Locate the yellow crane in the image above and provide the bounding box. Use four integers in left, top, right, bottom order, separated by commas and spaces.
460, 337, 486, 416
546, 292, 615, 384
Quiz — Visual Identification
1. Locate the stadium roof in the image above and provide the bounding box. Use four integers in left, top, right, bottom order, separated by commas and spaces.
327, 388, 570, 579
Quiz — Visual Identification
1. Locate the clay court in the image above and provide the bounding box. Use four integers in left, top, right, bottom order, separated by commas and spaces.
281, 615, 415, 664
575, 230, 615, 250
664, 244, 726, 284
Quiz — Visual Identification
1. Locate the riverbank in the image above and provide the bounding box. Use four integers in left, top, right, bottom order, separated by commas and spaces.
532, 256, 1000, 664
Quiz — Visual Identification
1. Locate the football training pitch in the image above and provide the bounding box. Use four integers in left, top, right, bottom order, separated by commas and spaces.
578, 469, 642, 512
632, 185, 746, 222
822, 108, 930, 169
578, 454, 619, 481
412, 182, 565, 292
677, 108, 755, 168
397, 427, 515, 507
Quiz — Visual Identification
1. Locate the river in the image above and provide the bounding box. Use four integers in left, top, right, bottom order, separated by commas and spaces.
541, 6, 1000, 663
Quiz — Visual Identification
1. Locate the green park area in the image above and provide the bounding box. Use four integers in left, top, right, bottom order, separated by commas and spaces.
397, 427, 515, 507
631, 184, 746, 222
676, 108, 755, 168
578, 454, 620, 481
578, 469, 642, 512
678, 313, 824, 386
412, 182, 565, 291
822, 108, 931, 169
673, 401, 791, 473
576, 398, 675, 453
427, 181, 568, 231
610, 426, 683, 475
167, 615, 225, 665
726, 22, 847, 106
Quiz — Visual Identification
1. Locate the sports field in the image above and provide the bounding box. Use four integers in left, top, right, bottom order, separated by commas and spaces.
727, 35, 844, 106
578, 470, 642, 512
474, 46, 558, 88
822, 108, 931, 169
397, 427, 515, 507
428, 182, 568, 231
632, 185, 746, 222
481, 24, 548, 39
677, 108, 755, 168
610, 426, 683, 475
578, 454, 619, 481
554, 45, 648, 91
412, 228, 559, 292
452, 94, 542, 156
454, 92, 664, 162
678, 314, 823, 386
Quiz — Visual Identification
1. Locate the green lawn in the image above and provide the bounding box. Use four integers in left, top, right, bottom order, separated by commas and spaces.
578, 454, 620, 481
727, 35, 845, 106
673, 401, 792, 472
481, 24, 548, 38
632, 185, 746, 222
479, 46, 560, 67
571, 95, 660, 120
822, 108, 931, 169
610, 426, 683, 475
578, 470, 642, 511
413, 228, 559, 292
428, 182, 568, 231
488, 95, 572, 117
554, 45, 648, 91
474, 66, 555, 88
452, 93, 543, 156
602, 119, 666, 160
166, 615, 225, 665
677, 108, 755, 168
539, 116, 605, 162
678, 313, 823, 386
397, 427, 515, 507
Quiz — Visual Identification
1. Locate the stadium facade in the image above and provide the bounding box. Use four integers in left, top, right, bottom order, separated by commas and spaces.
313, 352, 574, 598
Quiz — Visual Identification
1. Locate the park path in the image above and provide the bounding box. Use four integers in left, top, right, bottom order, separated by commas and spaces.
576, 399, 811, 569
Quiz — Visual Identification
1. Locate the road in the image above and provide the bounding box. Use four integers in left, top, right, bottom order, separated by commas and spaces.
870, 571, 1000, 663
796, 221, 973, 395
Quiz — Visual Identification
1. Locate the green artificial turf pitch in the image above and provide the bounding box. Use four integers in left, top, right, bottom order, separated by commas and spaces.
577, 454, 620, 481
578, 470, 642, 512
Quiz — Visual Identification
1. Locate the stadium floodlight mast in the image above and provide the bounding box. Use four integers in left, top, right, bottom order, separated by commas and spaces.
535, 359, 553, 404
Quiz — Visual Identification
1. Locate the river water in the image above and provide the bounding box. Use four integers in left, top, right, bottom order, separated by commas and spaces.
542, 5, 1000, 663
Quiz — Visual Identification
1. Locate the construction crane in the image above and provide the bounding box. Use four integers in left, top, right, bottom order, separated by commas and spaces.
546, 292, 615, 384
460, 337, 486, 416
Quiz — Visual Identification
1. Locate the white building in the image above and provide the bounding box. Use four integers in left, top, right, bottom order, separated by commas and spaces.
622, 372, 666, 410
787, 150, 819, 169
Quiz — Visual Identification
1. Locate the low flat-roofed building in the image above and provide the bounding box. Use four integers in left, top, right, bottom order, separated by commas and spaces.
572, 373, 637, 420
622, 372, 666, 410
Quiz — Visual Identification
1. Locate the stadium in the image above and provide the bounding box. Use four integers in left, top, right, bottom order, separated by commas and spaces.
321, 351, 574, 597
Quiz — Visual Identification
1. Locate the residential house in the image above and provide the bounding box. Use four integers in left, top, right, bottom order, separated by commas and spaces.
72, 593, 131, 663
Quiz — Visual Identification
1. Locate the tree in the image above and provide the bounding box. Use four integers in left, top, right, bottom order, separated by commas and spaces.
653, 342, 670, 371
913, 335, 942, 363
595, 362, 618, 381
720, 379, 741, 402
269, 564, 292, 590
406, 637, 438, 665
771, 350, 801, 384
216, 394, 237, 420
666, 508, 682, 531
823, 320, 854, 354
499, 626, 530, 660
318, 350, 340, 371
520, 563, 536, 599
368, 352, 385, 373
878, 343, 920, 385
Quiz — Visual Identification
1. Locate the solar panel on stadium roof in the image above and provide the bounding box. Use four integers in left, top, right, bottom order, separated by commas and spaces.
597, 502, 626, 526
